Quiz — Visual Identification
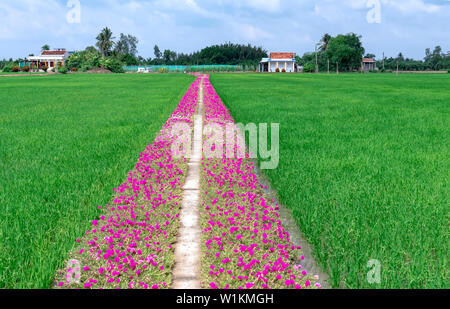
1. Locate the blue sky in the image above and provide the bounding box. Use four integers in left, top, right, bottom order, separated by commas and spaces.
0, 0, 449, 60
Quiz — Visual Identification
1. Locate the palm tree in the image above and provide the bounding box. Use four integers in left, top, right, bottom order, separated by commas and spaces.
319, 33, 332, 52
96, 27, 115, 57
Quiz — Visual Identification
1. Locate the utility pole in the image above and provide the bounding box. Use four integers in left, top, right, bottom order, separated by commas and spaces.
327, 59, 330, 74
315, 44, 319, 73
336, 62, 339, 74
382, 52, 385, 70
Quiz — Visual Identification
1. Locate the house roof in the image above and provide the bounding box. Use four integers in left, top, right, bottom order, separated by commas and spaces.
362, 58, 376, 63
260, 52, 297, 63
270, 52, 295, 59
41, 50, 67, 56
28, 49, 69, 61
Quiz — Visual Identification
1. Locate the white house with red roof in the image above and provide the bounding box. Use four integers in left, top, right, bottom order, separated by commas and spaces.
28, 49, 71, 71
260, 52, 297, 73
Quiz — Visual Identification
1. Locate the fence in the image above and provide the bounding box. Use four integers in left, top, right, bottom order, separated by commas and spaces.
19, 61, 30, 68
123, 65, 243, 73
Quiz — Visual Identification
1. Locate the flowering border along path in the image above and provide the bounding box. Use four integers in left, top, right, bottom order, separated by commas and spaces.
200, 75, 321, 289
55, 76, 201, 289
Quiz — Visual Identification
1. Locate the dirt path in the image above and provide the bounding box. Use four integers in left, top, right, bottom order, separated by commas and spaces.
0, 73, 54, 77
172, 77, 204, 289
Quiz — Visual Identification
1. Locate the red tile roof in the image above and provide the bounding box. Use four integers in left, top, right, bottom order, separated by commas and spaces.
270, 52, 294, 59
363, 58, 375, 63
41, 50, 67, 56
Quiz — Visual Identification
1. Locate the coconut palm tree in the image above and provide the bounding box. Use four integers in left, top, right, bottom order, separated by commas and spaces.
96, 27, 115, 57
319, 33, 332, 52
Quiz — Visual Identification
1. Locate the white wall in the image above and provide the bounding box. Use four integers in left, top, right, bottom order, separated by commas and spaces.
269, 61, 295, 72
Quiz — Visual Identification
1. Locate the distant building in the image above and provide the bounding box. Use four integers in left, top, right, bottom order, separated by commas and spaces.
362, 58, 377, 71
259, 52, 296, 73
446, 51, 450, 58
28, 48, 71, 71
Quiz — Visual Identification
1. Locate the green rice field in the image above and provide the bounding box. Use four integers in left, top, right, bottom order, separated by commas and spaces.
0, 74, 195, 288
1, 72, 448, 289
210, 73, 449, 289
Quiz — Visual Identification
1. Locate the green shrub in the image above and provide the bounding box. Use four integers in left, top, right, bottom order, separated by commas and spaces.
2, 65, 13, 72
159, 67, 168, 73
80, 64, 92, 72
66, 53, 82, 70
100, 57, 125, 73
22, 66, 30, 72
58, 66, 68, 74
42, 65, 49, 72
303, 63, 315, 73
66, 49, 102, 71
120, 53, 138, 66
11, 66, 20, 72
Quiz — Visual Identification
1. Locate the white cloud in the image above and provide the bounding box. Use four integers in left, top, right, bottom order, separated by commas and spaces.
0, 0, 448, 59
214, 0, 281, 13
244, 0, 280, 12
383, 0, 440, 14
231, 23, 274, 40
0, 0, 71, 39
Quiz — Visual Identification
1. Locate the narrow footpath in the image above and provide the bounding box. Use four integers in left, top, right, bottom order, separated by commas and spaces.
172, 76, 203, 289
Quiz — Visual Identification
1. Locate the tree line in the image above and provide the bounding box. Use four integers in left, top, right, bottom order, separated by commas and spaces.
68, 28, 267, 72
1, 27, 449, 73
296, 33, 449, 73
379, 46, 450, 71
146, 43, 267, 66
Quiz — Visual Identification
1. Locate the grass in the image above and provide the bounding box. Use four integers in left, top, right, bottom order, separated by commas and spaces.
210, 73, 449, 289
0, 73, 195, 288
